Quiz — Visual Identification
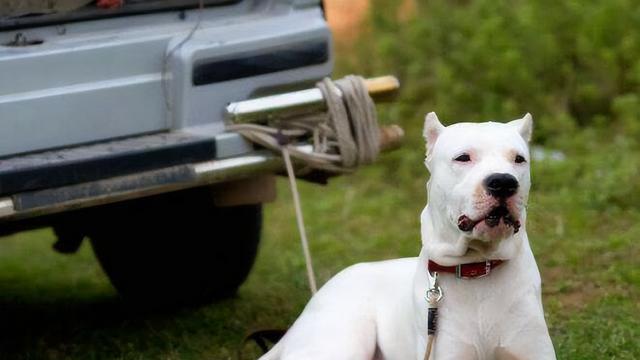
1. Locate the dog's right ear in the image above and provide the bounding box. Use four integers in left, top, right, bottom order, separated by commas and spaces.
423, 112, 445, 156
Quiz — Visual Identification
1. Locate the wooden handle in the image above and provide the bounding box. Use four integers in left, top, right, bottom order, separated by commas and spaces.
379, 124, 405, 152
364, 76, 401, 102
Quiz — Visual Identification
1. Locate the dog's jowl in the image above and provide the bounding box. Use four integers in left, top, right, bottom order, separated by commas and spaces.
261, 113, 556, 360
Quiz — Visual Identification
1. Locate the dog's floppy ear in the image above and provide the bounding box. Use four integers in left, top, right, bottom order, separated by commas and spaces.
508, 113, 533, 142
423, 112, 445, 155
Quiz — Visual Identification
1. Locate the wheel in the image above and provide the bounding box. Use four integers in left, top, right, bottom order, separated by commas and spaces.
85, 187, 262, 307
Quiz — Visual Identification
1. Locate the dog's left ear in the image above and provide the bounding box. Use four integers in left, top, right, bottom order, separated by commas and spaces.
508, 113, 533, 142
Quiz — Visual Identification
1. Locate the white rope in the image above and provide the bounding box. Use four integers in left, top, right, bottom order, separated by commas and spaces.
282, 148, 318, 294
226, 75, 380, 174
227, 75, 380, 296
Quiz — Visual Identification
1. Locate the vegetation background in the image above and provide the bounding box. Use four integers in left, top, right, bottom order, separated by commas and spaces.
1, 0, 639, 359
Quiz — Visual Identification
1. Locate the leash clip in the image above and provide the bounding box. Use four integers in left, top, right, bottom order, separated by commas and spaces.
425, 271, 443, 305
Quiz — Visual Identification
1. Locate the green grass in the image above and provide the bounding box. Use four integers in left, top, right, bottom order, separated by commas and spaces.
2, 0, 640, 358
1, 141, 638, 359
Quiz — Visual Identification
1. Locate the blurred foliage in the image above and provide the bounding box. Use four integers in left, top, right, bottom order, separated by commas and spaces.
341, 0, 640, 145
337, 0, 640, 214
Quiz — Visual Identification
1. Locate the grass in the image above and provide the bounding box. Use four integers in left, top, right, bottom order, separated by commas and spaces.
1, 135, 638, 359
2, 0, 640, 358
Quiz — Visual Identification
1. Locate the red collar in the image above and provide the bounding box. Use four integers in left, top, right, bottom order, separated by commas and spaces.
428, 259, 505, 279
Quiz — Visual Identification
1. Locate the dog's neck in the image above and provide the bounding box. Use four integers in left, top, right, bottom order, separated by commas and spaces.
419, 204, 526, 266
413, 206, 539, 331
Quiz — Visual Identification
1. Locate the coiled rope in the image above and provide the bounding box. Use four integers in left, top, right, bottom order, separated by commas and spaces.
227, 75, 381, 174
227, 75, 381, 295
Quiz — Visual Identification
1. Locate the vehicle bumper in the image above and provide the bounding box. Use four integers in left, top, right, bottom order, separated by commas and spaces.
0, 145, 294, 222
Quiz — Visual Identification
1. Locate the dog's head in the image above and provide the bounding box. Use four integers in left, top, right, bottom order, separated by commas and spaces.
422, 113, 532, 260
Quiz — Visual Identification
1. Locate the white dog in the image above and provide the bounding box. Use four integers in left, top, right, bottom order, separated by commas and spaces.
261, 113, 556, 360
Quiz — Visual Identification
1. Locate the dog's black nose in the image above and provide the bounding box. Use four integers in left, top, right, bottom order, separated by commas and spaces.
484, 173, 519, 198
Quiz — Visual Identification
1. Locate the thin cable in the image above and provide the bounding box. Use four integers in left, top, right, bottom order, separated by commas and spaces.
162, 0, 204, 112
282, 147, 318, 295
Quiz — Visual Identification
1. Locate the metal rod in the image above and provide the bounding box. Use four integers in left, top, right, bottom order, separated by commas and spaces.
226, 75, 400, 123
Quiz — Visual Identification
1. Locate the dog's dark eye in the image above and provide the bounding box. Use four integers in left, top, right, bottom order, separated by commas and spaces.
454, 154, 471, 162
515, 155, 526, 163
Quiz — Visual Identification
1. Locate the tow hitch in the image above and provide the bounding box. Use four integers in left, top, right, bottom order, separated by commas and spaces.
0, 75, 402, 222
225, 75, 404, 178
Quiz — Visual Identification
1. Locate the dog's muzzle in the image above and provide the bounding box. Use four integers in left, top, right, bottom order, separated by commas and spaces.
457, 205, 521, 233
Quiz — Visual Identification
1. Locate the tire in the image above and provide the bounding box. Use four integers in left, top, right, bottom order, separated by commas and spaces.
86, 187, 262, 307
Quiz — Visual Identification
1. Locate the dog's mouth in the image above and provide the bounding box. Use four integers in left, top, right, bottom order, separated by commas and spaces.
457, 205, 521, 233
